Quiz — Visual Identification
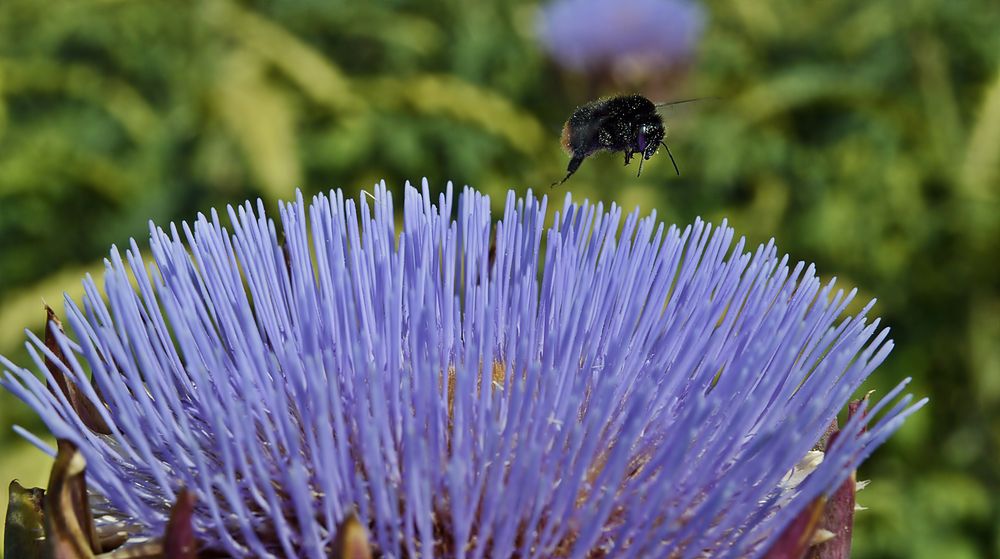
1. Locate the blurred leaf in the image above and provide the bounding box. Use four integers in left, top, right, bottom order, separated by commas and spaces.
969, 297, 1000, 405
0, 58, 159, 144
736, 67, 876, 125
365, 74, 547, 154
213, 50, 301, 201
960, 69, 1000, 213
0, 259, 139, 352
277, 5, 444, 58
911, 33, 964, 169
0, 273, 90, 353
208, 0, 361, 113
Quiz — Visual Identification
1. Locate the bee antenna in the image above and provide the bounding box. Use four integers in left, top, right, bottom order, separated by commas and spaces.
637, 156, 644, 178
654, 96, 720, 108
661, 141, 680, 176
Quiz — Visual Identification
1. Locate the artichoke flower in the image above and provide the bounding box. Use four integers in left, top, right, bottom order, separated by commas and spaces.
3, 182, 925, 558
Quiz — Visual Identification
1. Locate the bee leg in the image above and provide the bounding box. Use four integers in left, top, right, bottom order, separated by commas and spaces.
551, 155, 585, 187
623, 151, 633, 166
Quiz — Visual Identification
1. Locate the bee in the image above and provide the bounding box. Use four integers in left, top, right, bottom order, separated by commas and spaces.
552, 94, 705, 186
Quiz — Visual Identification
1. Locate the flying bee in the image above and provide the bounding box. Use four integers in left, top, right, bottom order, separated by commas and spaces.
552, 94, 706, 186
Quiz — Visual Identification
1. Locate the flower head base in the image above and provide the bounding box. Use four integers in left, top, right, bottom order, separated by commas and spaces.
2, 181, 925, 558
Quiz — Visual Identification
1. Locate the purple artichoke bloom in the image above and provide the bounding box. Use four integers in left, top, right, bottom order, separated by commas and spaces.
537, 0, 705, 75
2, 181, 924, 557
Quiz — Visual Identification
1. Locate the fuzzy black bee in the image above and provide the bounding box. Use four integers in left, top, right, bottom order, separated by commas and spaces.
553, 94, 702, 187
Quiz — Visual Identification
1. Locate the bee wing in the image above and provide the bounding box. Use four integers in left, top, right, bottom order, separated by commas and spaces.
654, 97, 718, 118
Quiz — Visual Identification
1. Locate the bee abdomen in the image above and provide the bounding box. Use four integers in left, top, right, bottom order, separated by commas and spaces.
560, 121, 574, 154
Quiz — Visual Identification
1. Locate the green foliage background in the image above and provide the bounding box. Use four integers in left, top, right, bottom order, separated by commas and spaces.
1, 0, 998, 556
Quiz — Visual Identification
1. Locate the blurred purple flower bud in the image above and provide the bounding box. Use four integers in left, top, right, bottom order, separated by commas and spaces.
2, 181, 925, 557
537, 0, 706, 76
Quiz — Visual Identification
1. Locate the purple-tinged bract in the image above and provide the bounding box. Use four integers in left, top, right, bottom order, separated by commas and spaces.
2, 181, 925, 558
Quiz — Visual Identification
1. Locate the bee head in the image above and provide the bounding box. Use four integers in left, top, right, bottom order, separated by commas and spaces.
637, 121, 666, 159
